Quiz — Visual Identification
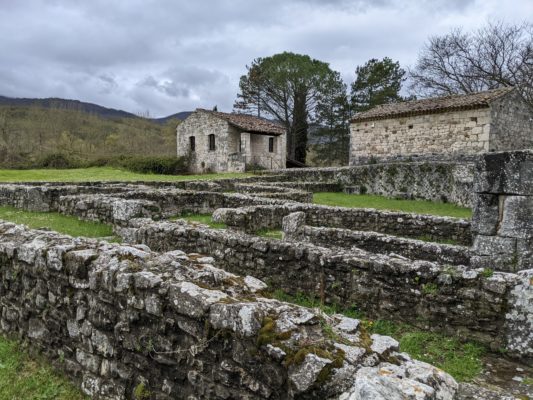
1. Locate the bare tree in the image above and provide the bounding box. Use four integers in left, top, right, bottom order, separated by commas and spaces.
409, 21, 533, 107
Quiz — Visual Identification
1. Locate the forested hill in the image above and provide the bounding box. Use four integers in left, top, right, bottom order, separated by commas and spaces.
0, 103, 180, 168
0, 95, 192, 123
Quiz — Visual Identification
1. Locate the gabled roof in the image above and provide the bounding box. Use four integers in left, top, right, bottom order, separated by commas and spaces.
351, 87, 515, 123
196, 109, 285, 135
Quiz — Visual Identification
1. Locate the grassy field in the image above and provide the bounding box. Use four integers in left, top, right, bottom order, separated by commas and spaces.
313, 192, 472, 219
271, 290, 484, 382
0, 167, 251, 182
0, 336, 87, 399
0, 206, 115, 238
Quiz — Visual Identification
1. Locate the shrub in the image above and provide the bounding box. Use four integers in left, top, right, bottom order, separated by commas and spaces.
120, 156, 189, 175
36, 153, 85, 169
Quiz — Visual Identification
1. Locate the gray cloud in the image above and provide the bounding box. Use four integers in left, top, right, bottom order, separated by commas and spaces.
0, 0, 530, 116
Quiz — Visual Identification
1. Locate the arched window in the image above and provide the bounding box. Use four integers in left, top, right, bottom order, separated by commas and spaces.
208, 134, 216, 151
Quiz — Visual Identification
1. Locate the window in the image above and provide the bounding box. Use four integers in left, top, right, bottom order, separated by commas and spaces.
408, 124, 413, 129
268, 137, 275, 153
208, 134, 216, 151
189, 136, 196, 152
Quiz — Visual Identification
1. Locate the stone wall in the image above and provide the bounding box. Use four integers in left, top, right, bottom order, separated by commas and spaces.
122, 218, 532, 360
0, 221, 458, 399
471, 151, 533, 272
214, 204, 472, 245
259, 162, 475, 207
282, 212, 471, 266
489, 91, 533, 151
350, 108, 491, 164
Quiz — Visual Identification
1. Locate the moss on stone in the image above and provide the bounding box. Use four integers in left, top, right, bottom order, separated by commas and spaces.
133, 382, 150, 400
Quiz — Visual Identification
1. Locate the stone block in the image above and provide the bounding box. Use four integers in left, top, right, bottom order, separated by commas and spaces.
471, 194, 499, 235
474, 150, 533, 195
499, 195, 533, 239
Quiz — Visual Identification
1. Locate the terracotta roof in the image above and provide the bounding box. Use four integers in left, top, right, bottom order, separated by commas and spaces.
351, 87, 515, 123
196, 109, 286, 135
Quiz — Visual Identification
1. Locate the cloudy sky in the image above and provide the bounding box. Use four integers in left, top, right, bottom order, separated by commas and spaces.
0, 0, 531, 117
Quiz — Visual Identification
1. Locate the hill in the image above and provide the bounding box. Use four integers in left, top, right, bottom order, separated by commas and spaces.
0, 104, 179, 167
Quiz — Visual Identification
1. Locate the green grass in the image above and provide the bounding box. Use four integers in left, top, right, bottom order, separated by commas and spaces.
173, 213, 227, 229
0, 336, 87, 399
313, 192, 472, 219
0, 206, 116, 238
416, 235, 460, 245
255, 229, 283, 240
270, 290, 484, 381
0, 167, 251, 183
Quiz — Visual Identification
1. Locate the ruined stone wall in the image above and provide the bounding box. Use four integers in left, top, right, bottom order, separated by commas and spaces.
260, 162, 474, 207
214, 204, 472, 245
489, 91, 533, 151
281, 212, 471, 266
0, 221, 459, 400
471, 151, 533, 272
349, 108, 491, 165
122, 219, 532, 360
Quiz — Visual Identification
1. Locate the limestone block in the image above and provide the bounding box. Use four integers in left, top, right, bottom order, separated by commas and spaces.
499, 195, 533, 239
471, 194, 499, 235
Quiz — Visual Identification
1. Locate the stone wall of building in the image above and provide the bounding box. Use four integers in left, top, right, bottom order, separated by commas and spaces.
282, 212, 471, 265
214, 204, 472, 245
350, 108, 491, 165
489, 91, 533, 151
0, 221, 458, 400
122, 218, 532, 360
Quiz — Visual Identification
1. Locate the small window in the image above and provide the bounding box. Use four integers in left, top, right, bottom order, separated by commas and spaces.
408, 124, 413, 129
470, 117, 478, 123
189, 136, 196, 152
208, 134, 216, 151
268, 137, 275, 153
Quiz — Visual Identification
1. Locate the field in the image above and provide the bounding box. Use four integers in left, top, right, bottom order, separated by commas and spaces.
313, 192, 472, 219
0, 167, 251, 182
0, 206, 115, 238
0, 336, 87, 399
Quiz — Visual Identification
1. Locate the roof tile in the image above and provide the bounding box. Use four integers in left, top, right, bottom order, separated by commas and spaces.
197, 109, 285, 135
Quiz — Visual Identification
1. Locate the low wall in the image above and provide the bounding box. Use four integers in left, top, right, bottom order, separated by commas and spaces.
282, 212, 471, 266
0, 221, 458, 399
259, 161, 475, 207
122, 219, 532, 359
214, 204, 472, 245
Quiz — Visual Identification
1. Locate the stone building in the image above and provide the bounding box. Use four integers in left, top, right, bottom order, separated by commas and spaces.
349, 87, 533, 164
177, 109, 286, 173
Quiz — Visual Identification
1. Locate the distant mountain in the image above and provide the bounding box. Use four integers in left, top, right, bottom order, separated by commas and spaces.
151, 111, 193, 124
0, 95, 192, 122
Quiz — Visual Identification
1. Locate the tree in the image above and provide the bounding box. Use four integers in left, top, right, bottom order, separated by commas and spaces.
409, 21, 533, 107
350, 57, 407, 113
234, 52, 345, 163
313, 72, 351, 165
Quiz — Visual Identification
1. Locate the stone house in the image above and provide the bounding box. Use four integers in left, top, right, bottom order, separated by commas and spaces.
349, 87, 533, 164
177, 109, 286, 173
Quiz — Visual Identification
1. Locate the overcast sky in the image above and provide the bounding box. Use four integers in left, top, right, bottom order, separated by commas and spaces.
0, 0, 531, 117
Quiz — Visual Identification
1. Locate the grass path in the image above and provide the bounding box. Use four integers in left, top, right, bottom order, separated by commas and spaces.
0, 167, 251, 182
0, 336, 86, 399
313, 192, 472, 219
0, 206, 115, 238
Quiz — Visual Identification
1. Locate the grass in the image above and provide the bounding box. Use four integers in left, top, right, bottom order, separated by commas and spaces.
0, 206, 116, 238
0, 336, 87, 399
313, 192, 472, 219
270, 290, 484, 382
0, 167, 251, 183
255, 229, 284, 240
174, 213, 227, 229
416, 235, 460, 245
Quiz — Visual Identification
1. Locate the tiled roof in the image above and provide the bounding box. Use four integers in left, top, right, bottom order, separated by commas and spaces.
197, 109, 286, 135
351, 87, 515, 123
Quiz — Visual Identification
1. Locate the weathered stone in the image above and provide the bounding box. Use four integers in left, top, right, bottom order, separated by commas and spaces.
288, 353, 331, 393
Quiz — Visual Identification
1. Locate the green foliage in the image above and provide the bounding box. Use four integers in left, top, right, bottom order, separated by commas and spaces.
0, 336, 87, 399
0, 206, 116, 238
133, 383, 151, 400
416, 235, 459, 245
481, 268, 494, 278
422, 283, 439, 295
0, 167, 250, 182
175, 213, 227, 229
0, 105, 178, 168
350, 57, 410, 113
313, 192, 472, 219
234, 52, 345, 164
116, 156, 189, 175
